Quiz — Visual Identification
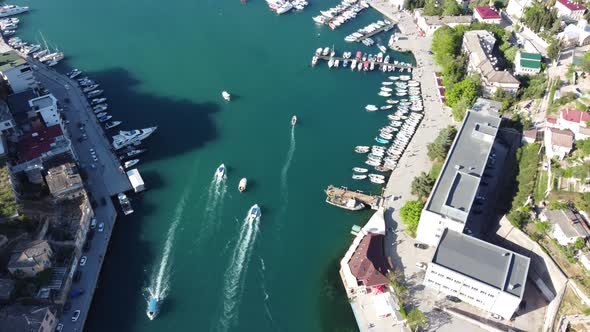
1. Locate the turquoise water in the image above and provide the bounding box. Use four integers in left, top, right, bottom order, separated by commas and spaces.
16, 0, 413, 330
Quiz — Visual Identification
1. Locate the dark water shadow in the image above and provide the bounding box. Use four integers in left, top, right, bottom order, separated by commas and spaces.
73, 67, 220, 164
318, 254, 358, 332
85, 198, 157, 332
139, 170, 166, 192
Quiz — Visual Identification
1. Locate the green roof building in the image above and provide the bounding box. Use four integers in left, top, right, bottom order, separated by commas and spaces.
515, 51, 542, 75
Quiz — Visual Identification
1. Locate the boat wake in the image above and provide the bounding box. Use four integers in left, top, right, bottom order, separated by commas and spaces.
259, 258, 278, 329
217, 215, 261, 331
204, 174, 228, 224
145, 186, 191, 319
278, 125, 296, 215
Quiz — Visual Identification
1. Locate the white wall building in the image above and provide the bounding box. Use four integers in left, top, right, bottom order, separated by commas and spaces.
28, 94, 60, 128
578, 251, 590, 271
506, 0, 533, 19
0, 51, 36, 94
414, 9, 472, 36
423, 229, 530, 319
554, 0, 587, 21
544, 128, 574, 160
416, 106, 502, 246
540, 209, 589, 246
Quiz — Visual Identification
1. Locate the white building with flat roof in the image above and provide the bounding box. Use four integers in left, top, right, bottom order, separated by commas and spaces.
28, 94, 60, 128
416, 106, 502, 246
0, 51, 36, 94
423, 229, 530, 319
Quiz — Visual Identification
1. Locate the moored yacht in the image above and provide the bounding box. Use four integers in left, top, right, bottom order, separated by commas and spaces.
0, 5, 28, 18
246, 204, 261, 222
112, 127, 158, 150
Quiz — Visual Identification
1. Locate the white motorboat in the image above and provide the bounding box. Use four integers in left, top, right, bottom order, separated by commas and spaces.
0, 5, 29, 18
112, 127, 157, 150
124, 159, 139, 169
96, 112, 108, 118
328, 58, 334, 68
276, 2, 293, 14
118, 193, 134, 215
215, 164, 226, 181
355, 146, 370, 153
239, 178, 247, 192
91, 98, 107, 105
245, 204, 261, 222
378, 91, 392, 97
382, 81, 394, 86
98, 115, 112, 123
83, 84, 99, 93
365, 104, 378, 112
222, 91, 231, 101
352, 174, 367, 180
104, 121, 122, 129
87, 90, 103, 98
94, 104, 108, 113
322, 47, 330, 56
369, 174, 385, 180
370, 177, 385, 184
291, 115, 297, 126
353, 167, 368, 173
380, 87, 393, 92
380, 105, 393, 110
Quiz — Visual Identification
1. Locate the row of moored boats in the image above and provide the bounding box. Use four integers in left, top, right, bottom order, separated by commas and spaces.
311, 48, 413, 73
266, 0, 309, 14
344, 20, 393, 43
312, 0, 369, 30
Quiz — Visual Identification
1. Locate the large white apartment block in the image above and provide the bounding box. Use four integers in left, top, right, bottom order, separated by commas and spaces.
0, 51, 36, 94
423, 229, 530, 319
416, 104, 502, 246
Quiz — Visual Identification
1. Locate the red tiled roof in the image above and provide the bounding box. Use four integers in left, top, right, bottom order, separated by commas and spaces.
557, 0, 586, 11
561, 108, 590, 124
17, 125, 64, 163
475, 6, 501, 20
348, 234, 390, 287
547, 118, 557, 124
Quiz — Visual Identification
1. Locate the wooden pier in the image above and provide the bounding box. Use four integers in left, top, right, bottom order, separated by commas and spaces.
325, 185, 382, 210
355, 24, 395, 42
315, 55, 414, 70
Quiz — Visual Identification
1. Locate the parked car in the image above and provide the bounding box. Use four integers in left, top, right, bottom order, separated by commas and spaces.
79, 256, 87, 266
98, 223, 104, 232
90, 217, 96, 229
71, 310, 81, 322
446, 295, 461, 303
414, 243, 428, 250
56, 323, 64, 331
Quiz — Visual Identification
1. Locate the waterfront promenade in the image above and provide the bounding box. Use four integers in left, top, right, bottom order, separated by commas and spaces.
31, 61, 130, 331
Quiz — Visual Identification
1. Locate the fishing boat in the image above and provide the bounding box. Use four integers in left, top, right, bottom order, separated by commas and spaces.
124, 159, 139, 169
291, 115, 297, 126
325, 193, 365, 211
104, 121, 122, 129
245, 204, 261, 222
353, 167, 368, 173
352, 174, 367, 180
239, 178, 247, 192
215, 164, 226, 181
222, 91, 231, 101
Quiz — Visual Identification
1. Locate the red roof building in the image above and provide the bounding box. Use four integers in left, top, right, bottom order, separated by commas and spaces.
474, 6, 502, 24
555, 0, 587, 20
347, 234, 391, 287
16, 124, 65, 163
561, 108, 590, 124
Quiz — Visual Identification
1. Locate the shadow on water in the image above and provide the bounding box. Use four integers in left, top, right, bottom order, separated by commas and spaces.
79, 67, 221, 163
85, 198, 156, 332
78, 67, 221, 331
318, 254, 358, 332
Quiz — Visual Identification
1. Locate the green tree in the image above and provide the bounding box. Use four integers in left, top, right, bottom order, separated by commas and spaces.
576, 138, 590, 156
451, 98, 470, 122
446, 76, 481, 107
494, 89, 516, 112
504, 46, 519, 65
579, 52, 590, 73
411, 172, 435, 200
535, 221, 551, 234
522, 3, 558, 33
427, 126, 458, 161
574, 238, 586, 250
547, 40, 560, 61
442, 0, 463, 15
407, 309, 428, 331
400, 200, 425, 238
423, 0, 441, 15
432, 26, 462, 66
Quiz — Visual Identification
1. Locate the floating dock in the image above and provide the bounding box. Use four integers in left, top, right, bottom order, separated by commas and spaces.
355, 24, 395, 42
325, 185, 382, 210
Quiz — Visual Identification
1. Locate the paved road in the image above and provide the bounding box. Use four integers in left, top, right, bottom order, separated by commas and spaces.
30, 61, 128, 331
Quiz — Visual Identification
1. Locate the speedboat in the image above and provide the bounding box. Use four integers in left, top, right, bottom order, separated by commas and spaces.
239, 178, 247, 192
147, 295, 159, 320
353, 167, 368, 173
124, 159, 139, 169
245, 204, 261, 222
215, 164, 226, 181
291, 115, 297, 126
222, 91, 231, 101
